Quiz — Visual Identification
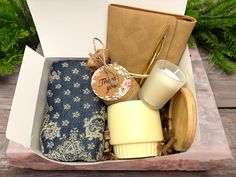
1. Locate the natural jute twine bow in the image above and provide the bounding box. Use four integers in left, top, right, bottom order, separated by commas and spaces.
87, 38, 111, 71
89, 38, 119, 93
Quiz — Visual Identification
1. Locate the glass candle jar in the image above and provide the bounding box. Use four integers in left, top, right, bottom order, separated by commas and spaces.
139, 60, 186, 109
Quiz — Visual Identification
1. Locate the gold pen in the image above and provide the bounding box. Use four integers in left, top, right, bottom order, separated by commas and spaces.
139, 25, 170, 86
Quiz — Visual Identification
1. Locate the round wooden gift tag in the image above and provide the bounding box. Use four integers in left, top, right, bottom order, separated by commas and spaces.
168, 87, 197, 152
91, 64, 131, 101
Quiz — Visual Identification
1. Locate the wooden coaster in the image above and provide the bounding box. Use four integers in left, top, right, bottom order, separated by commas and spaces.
168, 87, 197, 152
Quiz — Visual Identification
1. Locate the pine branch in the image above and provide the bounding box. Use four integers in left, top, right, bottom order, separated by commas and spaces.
200, 14, 236, 20
0, 59, 14, 75
1, 29, 29, 52
8, 0, 32, 28
187, 0, 236, 74
218, 43, 236, 59
197, 18, 236, 30
0, 0, 39, 75
193, 0, 219, 14
188, 35, 196, 48
209, 51, 235, 74
223, 30, 236, 45
0, 3, 18, 24
199, 32, 219, 48
204, 0, 236, 16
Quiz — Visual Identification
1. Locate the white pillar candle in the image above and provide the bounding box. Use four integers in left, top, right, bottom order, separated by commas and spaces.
139, 60, 186, 109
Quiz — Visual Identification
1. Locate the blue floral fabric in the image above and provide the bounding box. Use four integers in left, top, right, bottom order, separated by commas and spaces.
40, 60, 107, 162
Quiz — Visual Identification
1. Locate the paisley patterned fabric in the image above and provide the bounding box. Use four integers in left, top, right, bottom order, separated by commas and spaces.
40, 60, 107, 162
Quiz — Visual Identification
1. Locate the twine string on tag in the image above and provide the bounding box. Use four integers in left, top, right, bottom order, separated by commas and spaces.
91, 38, 150, 80
129, 72, 149, 79
93, 38, 119, 92
93, 37, 107, 66
93, 37, 104, 52
87, 38, 111, 71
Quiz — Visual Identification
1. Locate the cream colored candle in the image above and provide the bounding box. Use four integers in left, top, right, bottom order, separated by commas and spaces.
108, 100, 163, 159
139, 60, 186, 109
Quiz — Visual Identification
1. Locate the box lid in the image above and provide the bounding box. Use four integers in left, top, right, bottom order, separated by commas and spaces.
6, 47, 45, 147
27, 0, 187, 58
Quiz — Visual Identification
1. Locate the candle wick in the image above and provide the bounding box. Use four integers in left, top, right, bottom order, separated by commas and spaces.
174, 69, 179, 75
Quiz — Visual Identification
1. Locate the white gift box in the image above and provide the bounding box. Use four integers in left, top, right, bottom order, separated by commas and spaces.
6, 0, 201, 166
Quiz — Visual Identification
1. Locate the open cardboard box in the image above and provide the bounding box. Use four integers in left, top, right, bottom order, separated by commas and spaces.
6, 0, 204, 168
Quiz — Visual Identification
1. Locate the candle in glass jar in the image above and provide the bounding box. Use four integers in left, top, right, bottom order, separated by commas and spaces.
139, 60, 186, 109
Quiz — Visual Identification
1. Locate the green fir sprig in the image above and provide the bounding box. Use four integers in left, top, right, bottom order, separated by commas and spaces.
0, 0, 39, 75
186, 0, 236, 74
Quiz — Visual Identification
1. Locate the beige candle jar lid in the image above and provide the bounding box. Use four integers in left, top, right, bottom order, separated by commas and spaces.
108, 100, 163, 159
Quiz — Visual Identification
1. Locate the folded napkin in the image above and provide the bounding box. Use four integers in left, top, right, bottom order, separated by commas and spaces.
40, 60, 107, 162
